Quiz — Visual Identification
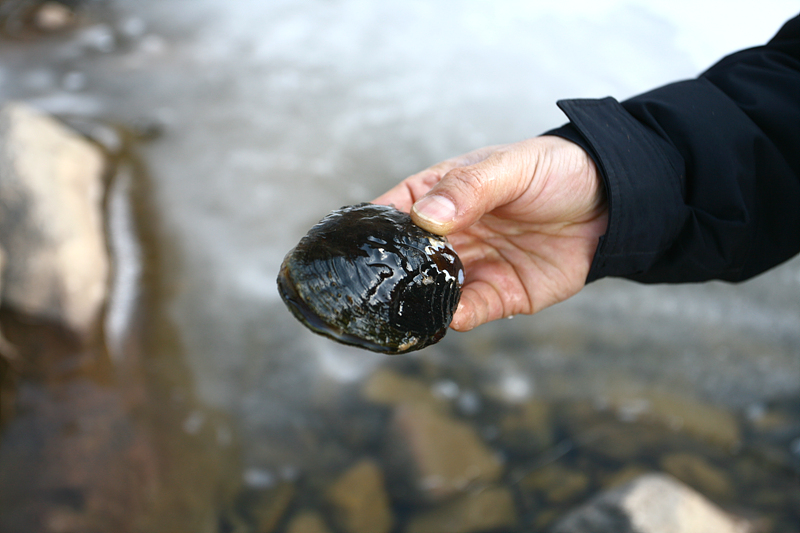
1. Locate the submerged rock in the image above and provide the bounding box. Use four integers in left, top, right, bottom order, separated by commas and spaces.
33, 2, 76, 32
385, 402, 503, 502
0, 379, 160, 533
0, 102, 108, 336
234, 482, 296, 533
252, 484, 296, 533
659, 453, 734, 500
519, 463, 590, 504
362, 368, 448, 412
551, 473, 750, 533
285, 510, 333, 533
498, 399, 554, 455
607, 391, 741, 450
405, 486, 518, 533
326, 459, 393, 533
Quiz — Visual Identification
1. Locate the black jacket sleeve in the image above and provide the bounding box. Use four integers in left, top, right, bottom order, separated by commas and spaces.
547, 13, 800, 284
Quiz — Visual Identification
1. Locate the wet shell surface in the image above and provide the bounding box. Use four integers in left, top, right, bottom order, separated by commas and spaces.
277, 203, 464, 354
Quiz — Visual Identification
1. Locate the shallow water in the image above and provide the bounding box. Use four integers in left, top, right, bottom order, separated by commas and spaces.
0, 1, 799, 532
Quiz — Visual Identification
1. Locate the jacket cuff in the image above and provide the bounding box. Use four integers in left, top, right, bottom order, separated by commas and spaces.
546, 97, 686, 282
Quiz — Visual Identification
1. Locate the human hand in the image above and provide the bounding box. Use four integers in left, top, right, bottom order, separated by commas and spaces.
373, 136, 608, 331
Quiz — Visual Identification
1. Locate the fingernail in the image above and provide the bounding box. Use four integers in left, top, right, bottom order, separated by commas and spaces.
412, 195, 456, 225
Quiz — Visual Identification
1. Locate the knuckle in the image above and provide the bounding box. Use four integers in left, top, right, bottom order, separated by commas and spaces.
445, 166, 490, 199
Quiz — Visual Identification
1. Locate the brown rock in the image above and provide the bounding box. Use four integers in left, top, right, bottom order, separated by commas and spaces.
362, 368, 446, 411
285, 510, 333, 533
498, 399, 553, 455
386, 403, 503, 502
551, 473, 750, 533
519, 463, 589, 504
248, 483, 295, 533
0, 102, 108, 336
33, 2, 75, 31
0, 380, 160, 533
659, 453, 733, 499
326, 459, 393, 533
577, 421, 667, 462
601, 465, 650, 489
558, 402, 660, 461
608, 391, 741, 450
534, 509, 562, 531
748, 410, 788, 432
405, 486, 518, 533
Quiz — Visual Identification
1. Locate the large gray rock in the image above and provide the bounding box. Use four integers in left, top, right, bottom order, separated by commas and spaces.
0, 102, 108, 335
551, 473, 750, 533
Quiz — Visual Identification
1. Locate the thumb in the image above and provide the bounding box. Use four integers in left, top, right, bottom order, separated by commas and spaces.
410, 148, 530, 235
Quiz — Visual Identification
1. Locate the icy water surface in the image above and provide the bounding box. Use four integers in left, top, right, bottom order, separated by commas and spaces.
0, 1, 799, 531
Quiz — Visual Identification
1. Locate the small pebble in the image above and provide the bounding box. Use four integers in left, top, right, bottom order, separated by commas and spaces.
432, 379, 459, 400
79, 24, 116, 53
182, 410, 205, 435
790, 437, 800, 456
457, 390, 482, 416
34, 2, 74, 31
744, 402, 767, 421
243, 468, 275, 489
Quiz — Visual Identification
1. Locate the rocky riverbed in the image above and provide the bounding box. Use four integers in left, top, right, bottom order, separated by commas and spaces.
1, 1, 799, 533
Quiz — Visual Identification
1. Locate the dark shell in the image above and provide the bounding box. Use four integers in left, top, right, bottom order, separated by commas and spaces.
277, 203, 464, 354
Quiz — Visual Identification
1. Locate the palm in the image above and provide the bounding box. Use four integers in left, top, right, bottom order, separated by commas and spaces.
374, 137, 608, 331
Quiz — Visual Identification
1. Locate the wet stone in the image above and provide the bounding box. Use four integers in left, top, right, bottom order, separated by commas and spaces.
326, 459, 393, 533
0, 102, 108, 337
237, 483, 295, 533
385, 402, 503, 503
405, 486, 518, 533
533, 508, 562, 532
518, 463, 590, 504
659, 452, 734, 500
608, 391, 741, 450
744, 404, 791, 433
362, 368, 447, 412
732, 456, 773, 488
576, 420, 670, 463
33, 2, 76, 31
0, 379, 160, 533
497, 399, 554, 456
285, 510, 333, 533
601, 465, 651, 489
751, 488, 791, 510
551, 473, 750, 533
